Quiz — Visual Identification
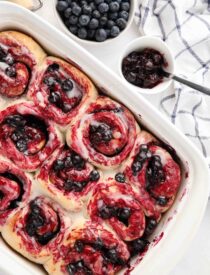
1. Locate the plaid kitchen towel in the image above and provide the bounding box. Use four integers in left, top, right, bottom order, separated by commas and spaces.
135, 0, 210, 166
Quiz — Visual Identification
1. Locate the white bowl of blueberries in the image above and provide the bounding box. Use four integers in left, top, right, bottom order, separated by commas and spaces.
54, 0, 136, 43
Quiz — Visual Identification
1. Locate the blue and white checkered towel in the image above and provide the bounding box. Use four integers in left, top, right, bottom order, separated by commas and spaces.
135, 0, 210, 166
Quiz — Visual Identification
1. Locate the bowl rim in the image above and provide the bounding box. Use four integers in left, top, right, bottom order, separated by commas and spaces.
118, 36, 175, 95
53, 0, 137, 45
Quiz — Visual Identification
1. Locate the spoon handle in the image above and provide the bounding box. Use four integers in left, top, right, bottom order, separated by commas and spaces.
171, 74, 210, 96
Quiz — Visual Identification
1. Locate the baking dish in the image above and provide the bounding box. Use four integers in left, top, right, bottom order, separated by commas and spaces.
0, 2, 209, 275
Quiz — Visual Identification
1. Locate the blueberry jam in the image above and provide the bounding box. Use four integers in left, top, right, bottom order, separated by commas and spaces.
3, 114, 48, 155
98, 204, 131, 226
25, 201, 60, 245
122, 48, 167, 88
56, 0, 131, 42
0, 172, 24, 210
89, 123, 113, 144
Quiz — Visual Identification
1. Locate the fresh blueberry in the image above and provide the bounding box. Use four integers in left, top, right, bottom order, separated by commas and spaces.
109, 1, 120, 12
89, 170, 100, 181
78, 27, 88, 39
89, 2, 96, 10
116, 18, 127, 29
95, 0, 104, 4
98, 2, 109, 13
64, 7, 72, 18
82, 4, 92, 14
99, 16, 108, 26
69, 15, 78, 25
69, 25, 78, 34
92, 10, 100, 18
89, 18, 99, 29
121, 2, 130, 11
119, 10, 128, 20
110, 25, 120, 37
95, 28, 107, 42
79, 15, 90, 26
5, 66, 16, 78
107, 20, 115, 29
72, 3, 82, 16
87, 30, 96, 39
108, 12, 118, 20
56, 1, 68, 12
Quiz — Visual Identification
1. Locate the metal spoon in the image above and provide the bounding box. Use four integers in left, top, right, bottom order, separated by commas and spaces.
161, 69, 210, 96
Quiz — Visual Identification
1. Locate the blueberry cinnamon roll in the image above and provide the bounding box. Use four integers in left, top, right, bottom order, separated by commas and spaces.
0, 158, 32, 229
36, 144, 101, 212
28, 56, 98, 127
67, 97, 139, 169
44, 221, 130, 275
121, 131, 181, 213
0, 31, 46, 98
0, 101, 63, 171
1, 196, 70, 264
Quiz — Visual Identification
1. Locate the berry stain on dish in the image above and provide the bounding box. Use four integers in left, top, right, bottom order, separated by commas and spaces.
122, 48, 168, 88
56, 0, 131, 42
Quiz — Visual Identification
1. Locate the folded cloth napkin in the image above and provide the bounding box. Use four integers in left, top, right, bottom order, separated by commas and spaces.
135, 0, 210, 166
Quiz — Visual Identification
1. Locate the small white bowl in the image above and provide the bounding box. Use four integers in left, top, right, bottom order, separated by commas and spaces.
118, 36, 175, 94
53, 0, 136, 45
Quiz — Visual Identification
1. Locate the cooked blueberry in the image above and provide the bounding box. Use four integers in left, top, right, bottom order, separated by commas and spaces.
121, 2, 130, 11
74, 240, 84, 253
110, 25, 120, 37
115, 172, 125, 183
116, 18, 127, 30
109, 1, 120, 12
66, 263, 77, 275
72, 3, 82, 16
89, 170, 100, 181
132, 161, 142, 174
119, 10, 128, 20
5, 115, 26, 127
53, 159, 65, 171
64, 180, 84, 192
62, 103, 72, 113
79, 15, 90, 26
90, 123, 113, 143
157, 196, 168, 206
64, 156, 73, 168
69, 15, 78, 25
144, 218, 157, 236
82, 4, 92, 14
47, 63, 60, 72
43, 76, 56, 86
56, 1, 68, 12
0, 46, 6, 60
62, 78, 73, 91
64, 7, 72, 18
98, 205, 113, 219
11, 129, 25, 142
5, 66, 16, 78
48, 91, 61, 104
98, 2, 109, 13
16, 139, 27, 152
71, 153, 85, 169
93, 238, 104, 250
130, 238, 149, 256
69, 25, 78, 34
117, 208, 131, 222
108, 12, 118, 20
0, 191, 4, 200
92, 10, 100, 18
3, 55, 14, 65
104, 248, 118, 264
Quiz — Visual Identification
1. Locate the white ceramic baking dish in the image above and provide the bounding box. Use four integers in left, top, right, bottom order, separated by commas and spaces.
0, 2, 209, 275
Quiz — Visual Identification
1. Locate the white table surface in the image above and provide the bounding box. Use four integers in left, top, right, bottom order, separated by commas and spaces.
4, 1, 210, 274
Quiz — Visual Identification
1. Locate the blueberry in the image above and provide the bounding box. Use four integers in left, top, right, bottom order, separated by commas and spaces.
62, 103, 72, 113
115, 172, 125, 183
121, 2, 130, 11
98, 2, 109, 13
69, 15, 78, 25
89, 18, 99, 29
107, 20, 115, 29
119, 10, 128, 20
64, 180, 84, 192
95, 0, 104, 4
144, 218, 157, 236
78, 27, 88, 39
93, 238, 104, 250
48, 91, 61, 104
109, 1, 120, 12
82, 4, 92, 14
43, 76, 56, 86
130, 238, 149, 256
92, 10, 100, 19
72, 3, 82, 16
66, 263, 77, 275
89, 170, 100, 181
0, 46, 7, 60
99, 16, 108, 26
99, 205, 113, 219
157, 196, 168, 206
56, 1, 68, 12
69, 25, 78, 34
16, 139, 27, 152
47, 63, 60, 72
62, 78, 73, 91
90, 123, 112, 143
108, 12, 118, 20
64, 156, 73, 168
74, 240, 84, 253
5, 115, 26, 128
110, 25, 120, 37
116, 18, 127, 30
117, 208, 131, 221
132, 161, 142, 174
71, 153, 85, 170
95, 28, 107, 41
104, 248, 119, 264
11, 129, 24, 142
89, 2, 96, 10
3, 55, 14, 65
79, 15, 90, 26
5, 66, 16, 78
53, 159, 65, 171
105, 29, 111, 37
64, 7, 72, 18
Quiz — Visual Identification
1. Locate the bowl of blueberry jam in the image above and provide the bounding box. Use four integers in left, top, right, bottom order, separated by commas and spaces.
54, 0, 136, 43
119, 36, 175, 94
